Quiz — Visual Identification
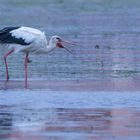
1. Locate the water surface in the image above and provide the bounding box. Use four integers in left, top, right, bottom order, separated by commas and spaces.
0, 0, 140, 140
0, 91, 140, 140
0, 0, 140, 85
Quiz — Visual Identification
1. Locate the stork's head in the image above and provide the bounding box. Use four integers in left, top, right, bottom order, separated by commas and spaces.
50, 35, 72, 54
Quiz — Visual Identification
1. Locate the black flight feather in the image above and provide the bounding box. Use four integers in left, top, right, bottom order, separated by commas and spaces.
0, 27, 31, 45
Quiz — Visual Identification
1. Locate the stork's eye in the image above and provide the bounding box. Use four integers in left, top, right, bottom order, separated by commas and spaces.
56, 37, 61, 42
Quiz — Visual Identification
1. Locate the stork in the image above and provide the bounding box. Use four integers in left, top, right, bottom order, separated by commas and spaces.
0, 26, 72, 88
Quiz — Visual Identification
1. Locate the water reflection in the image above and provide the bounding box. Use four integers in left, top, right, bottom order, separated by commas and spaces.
0, 105, 13, 139
0, 107, 139, 140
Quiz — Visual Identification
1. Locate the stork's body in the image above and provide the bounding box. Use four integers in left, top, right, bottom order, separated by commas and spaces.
0, 26, 71, 88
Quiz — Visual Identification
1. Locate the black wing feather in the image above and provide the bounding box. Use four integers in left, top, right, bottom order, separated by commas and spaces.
0, 27, 31, 45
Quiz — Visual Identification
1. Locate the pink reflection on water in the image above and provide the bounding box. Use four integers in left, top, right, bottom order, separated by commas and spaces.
0, 108, 140, 140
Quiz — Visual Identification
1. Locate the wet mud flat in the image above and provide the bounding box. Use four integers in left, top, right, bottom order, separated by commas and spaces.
0, 78, 140, 140
0, 108, 140, 140
0, 91, 140, 140
1, 78, 140, 91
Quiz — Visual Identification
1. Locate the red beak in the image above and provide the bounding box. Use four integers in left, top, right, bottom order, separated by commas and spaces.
57, 42, 73, 54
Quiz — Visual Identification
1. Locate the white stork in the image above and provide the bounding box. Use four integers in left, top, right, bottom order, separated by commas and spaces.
0, 26, 72, 88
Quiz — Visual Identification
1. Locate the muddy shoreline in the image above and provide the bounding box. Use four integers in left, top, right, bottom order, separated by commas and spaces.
0, 78, 140, 91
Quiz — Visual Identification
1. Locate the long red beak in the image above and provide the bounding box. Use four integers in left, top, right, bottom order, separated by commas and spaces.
63, 46, 73, 54
57, 42, 73, 54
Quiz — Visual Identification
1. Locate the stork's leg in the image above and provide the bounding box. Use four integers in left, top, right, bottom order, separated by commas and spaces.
4, 49, 14, 81
24, 52, 29, 88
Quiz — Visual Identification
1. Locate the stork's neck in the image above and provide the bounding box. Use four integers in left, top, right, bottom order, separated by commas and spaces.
45, 38, 56, 52
33, 38, 55, 54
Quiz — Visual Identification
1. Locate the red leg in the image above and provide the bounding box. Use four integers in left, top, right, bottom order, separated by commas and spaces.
4, 49, 14, 81
24, 52, 29, 88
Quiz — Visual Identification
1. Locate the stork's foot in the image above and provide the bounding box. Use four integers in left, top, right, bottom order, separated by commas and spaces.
6, 76, 9, 81
24, 83, 28, 88
6, 73, 10, 82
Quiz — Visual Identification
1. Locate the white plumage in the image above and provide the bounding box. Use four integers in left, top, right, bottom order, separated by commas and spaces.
11, 27, 41, 43
9, 27, 48, 53
0, 26, 72, 87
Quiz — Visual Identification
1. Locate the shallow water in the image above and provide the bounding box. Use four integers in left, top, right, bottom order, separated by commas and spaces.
0, 0, 140, 82
0, 0, 140, 140
0, 90, 140, 140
